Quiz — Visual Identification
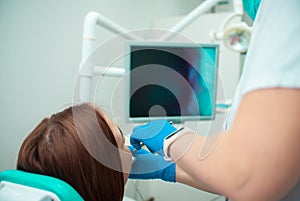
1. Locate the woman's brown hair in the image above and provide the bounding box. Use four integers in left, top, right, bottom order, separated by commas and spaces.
17, 103, 124, 201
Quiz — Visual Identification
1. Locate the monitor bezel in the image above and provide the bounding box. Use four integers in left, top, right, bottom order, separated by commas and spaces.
125, 41, 219, 123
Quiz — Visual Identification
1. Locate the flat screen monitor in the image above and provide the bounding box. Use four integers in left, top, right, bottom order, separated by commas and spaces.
126, 41, 219, 122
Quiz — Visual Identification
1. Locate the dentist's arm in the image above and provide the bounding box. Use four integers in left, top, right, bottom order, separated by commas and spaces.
128, 145, 219, 194
176, 165, 219, 194
169, 88, 300, 201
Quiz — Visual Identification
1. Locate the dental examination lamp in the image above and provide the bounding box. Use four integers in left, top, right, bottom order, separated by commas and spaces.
210, 13, 252, 53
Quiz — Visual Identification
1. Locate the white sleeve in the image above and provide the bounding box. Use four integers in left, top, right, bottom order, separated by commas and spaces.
224, 0, 300, 130
240, 0, 300, 95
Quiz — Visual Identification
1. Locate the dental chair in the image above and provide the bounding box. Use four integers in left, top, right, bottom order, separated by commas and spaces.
0, 170, 135, 201
0, 169, 84, 201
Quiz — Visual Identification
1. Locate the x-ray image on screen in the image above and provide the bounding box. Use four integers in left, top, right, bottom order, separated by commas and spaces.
127, 42, 219, 122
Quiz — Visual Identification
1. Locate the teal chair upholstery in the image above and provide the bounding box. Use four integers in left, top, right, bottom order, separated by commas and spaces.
0, 170, 84, 201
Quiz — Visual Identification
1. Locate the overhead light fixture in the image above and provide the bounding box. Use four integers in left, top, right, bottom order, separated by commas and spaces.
210, 13, 252, 53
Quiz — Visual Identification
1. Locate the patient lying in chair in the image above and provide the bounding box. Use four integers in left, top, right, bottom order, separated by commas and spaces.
16, 103, 133, 201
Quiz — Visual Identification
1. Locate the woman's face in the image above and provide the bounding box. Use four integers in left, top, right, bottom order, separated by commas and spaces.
104, 115, 132, 183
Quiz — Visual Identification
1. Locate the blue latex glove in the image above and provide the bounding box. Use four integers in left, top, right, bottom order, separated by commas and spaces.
130, 120, 176, 155
128, 146, 176, 182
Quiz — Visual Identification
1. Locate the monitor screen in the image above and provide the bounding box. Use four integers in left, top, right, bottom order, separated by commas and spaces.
126, 41, 219, 122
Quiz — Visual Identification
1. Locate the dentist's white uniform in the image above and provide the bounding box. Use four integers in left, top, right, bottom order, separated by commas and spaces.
226, 0, 300, 200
